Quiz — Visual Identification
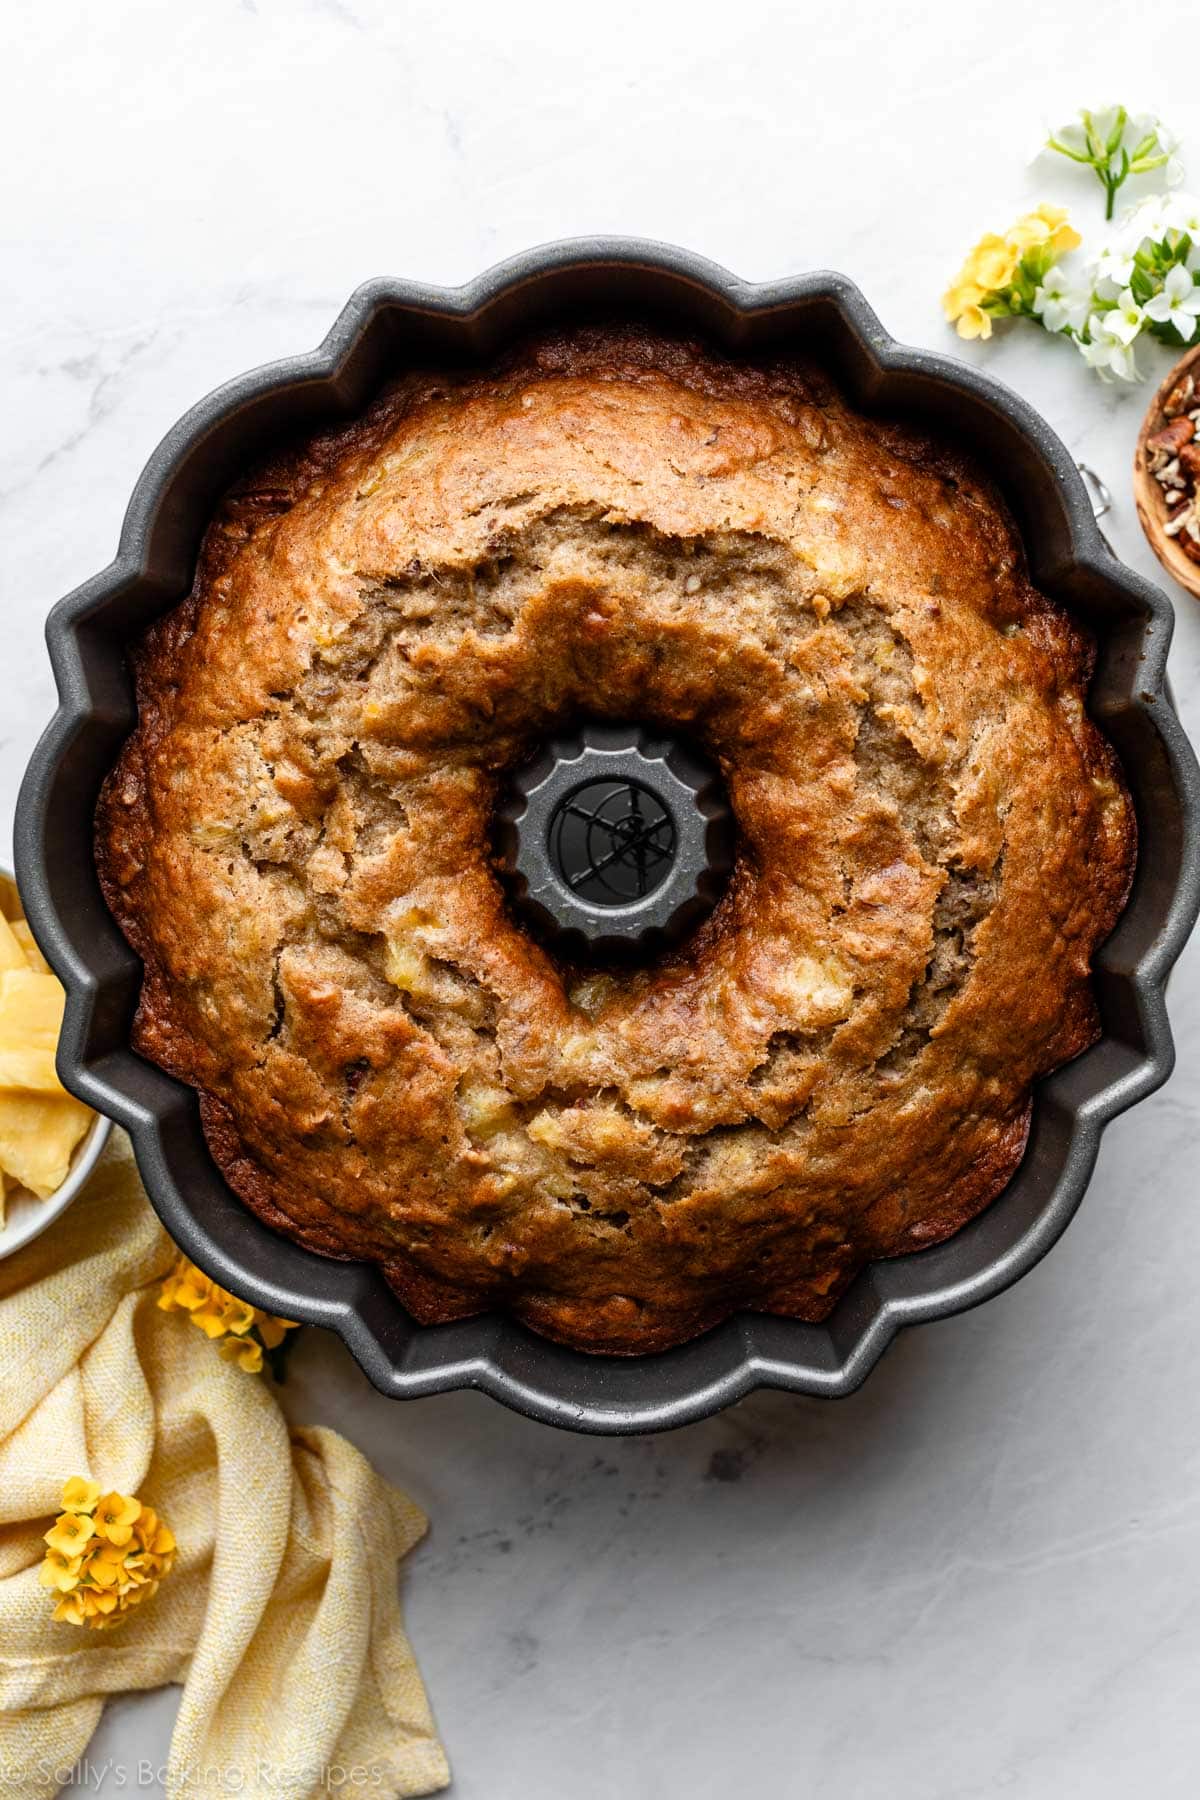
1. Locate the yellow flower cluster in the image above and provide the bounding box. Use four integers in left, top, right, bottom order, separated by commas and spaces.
943, 205, 1082, 339
40, 1477, 176, 1629
158, 1255, 299, 1373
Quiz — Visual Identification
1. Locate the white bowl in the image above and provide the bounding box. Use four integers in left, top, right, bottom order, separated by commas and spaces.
0, 868, 111, 1259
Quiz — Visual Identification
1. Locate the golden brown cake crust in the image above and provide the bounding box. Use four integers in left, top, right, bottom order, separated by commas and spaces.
96, 327, 1136, 1354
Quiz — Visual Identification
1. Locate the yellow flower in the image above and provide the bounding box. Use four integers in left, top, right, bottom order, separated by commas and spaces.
942, 277, 985, 323
224, 1297, 258, 1336
132, 1506, 176, 1558
44, 1481, 176, 1630
943, 274, 994, 338
191, 1291, 256, 1339
964, 232, 1019, 291
1007, 202, 1081, 259
44, 1510, 94, 1557
135, 1505, 160, 1544
61, 1476, 101, 1514
219, 1336, 264, 1373
256, 1314, 294, 1351
954, 303, 993, 341
92, 1491, 142, 1547
39, 1548, 84, 1592
159, 1263, 215, 1313
73, 1587, 118, 1621
189, 1303, 227, 1339
158, 1255, 299, 1373
1006, 214, 1050, 253
85, 1546, 126, 1588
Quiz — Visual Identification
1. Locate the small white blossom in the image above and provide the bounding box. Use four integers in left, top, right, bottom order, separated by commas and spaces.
1032, 265, 1091, 335
1084, 199, 1164, 298
1164, 193, 1200, 238
1121, 112, 1184, 184
1093, 242, 1137, 288
1139, 119, 1186, 187
1106, 287, 1145, 345
1118, 193, 1172, 248
1079, 318, 1140, 382
1144, 262, 1200, 341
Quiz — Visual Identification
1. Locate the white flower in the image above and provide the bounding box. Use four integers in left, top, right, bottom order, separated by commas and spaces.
1138, 119, 1186, 187
1086, 198, 1161, 293
1079, 328, 1111, 371
1032, 265, 1091, 335
1144, 262, 1200, 340
1107, 342, 1140, 381
1118, 193, 1172, 248
1162, 136, 1185, 189
1079, 318, 1140, 382
1164, 193, 1200, 237
1093, 241, 1137, 288
1104, 288, 1143, 345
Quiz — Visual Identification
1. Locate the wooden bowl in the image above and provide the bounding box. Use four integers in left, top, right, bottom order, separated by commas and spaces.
1134, 342, 1200, 600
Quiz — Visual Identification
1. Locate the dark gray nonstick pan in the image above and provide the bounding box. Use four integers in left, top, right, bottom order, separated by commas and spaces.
15, 240, 1200, 1433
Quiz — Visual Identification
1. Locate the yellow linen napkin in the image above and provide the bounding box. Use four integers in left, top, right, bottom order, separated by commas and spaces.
0, 1131, 449, 1800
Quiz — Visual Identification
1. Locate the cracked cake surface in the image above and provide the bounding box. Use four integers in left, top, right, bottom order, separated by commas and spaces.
95, 327, 1136, 1353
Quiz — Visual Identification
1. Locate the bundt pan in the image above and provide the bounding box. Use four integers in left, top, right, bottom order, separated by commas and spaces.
15, 240, 1200, 1434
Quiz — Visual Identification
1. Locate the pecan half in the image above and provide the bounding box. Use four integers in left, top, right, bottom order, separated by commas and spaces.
1148, 417, 1196, 458
1163, 372, 1196, 418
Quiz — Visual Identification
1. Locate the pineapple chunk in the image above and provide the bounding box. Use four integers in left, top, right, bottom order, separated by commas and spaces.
772, 955, 855, 1027
626, 1074, 668, 1113
384, 940, 431, 995
11, 920, 50, 973
0, 970, 67, 1092
526, 1109, 567, 1152
530, 1104, 637, 1159
0, 1091, 91, 1197
0, 914, 26, 971
384, 905, 440, 998
581, 1108, 636, 1155
384, 906, 486, 1018
456, 1079, 517, 1141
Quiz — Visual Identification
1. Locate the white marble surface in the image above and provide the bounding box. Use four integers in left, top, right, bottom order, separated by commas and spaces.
3, 3, 1198, 1795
